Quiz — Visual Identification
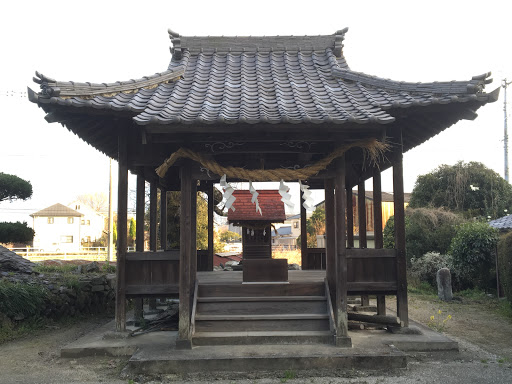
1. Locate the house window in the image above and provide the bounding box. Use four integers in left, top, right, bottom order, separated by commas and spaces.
47, 217, 54, 224
67, 217, 74, 224
293, 221, 299, 228
81, 220, 85, 225
60, 236, 73, 243
86, 220, 90, 225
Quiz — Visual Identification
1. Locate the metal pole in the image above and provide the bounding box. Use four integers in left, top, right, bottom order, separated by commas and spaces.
503, 79, 511, 183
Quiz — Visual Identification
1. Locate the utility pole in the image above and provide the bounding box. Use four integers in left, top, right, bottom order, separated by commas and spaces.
107, 158, 114, 262
503, 79, 512, 183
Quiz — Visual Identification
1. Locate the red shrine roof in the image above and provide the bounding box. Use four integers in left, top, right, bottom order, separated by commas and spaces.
228, 190, 286, 223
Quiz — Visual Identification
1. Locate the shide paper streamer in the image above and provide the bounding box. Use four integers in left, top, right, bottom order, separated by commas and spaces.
220, 174, 236, 212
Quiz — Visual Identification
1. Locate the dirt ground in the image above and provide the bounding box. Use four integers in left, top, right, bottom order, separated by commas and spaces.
0, 295, 511, 384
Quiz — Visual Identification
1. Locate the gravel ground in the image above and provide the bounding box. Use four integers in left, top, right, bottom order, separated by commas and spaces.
1, 297, 511, 384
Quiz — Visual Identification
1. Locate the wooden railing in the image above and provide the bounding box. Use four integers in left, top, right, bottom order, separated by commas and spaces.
303, 248, 397, 294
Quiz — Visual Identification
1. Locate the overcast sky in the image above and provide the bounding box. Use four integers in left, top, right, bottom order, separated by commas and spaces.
1, 0, 511, 225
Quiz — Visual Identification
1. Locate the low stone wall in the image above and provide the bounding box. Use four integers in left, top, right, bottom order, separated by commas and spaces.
0, 271, 116, 320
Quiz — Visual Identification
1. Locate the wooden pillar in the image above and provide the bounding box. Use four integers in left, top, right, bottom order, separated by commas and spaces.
149, 182, 157, 252
190, 183, 197, 287
325, 178, 336, 295
160, 188, 168, 250
134, 174, 145, 322
357, 181, 367, 248
300, 190, 308, 269
207, 182, 214, 271
148, 182, 158, 311
177, 161, 193, 348
346, 188, 354, 248
373, 169, 386, 315
393, 137, 409, 327
334, 156, 351, 347
358, 180, 369, 307
115, 133, 128, 332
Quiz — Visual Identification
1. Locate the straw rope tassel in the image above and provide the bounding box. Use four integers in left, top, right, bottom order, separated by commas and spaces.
155, 138, 390, 181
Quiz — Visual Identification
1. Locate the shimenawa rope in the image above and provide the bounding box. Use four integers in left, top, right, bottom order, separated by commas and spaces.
155, 138, 390, 181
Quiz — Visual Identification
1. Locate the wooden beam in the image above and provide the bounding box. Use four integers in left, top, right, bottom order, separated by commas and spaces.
300, 190, 308, 269
178, 161, 193, 348
392, 132, 409, 327
325, 178, 336, 298
160, 188, 168, 250
334, 156, 350, 346
373, 169, 386, 315
115, 132, 128, 332
207, 182, 214, 271
346, 187, 354, 248
150, 182, 157, 252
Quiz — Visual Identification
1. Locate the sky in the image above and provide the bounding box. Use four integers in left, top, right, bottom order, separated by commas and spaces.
1, 0, 511, 226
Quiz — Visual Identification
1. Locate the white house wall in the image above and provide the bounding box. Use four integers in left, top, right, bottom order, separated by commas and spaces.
32, 216, 81, 252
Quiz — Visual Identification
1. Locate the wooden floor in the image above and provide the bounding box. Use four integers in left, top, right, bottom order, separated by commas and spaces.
197, 270, 326, 284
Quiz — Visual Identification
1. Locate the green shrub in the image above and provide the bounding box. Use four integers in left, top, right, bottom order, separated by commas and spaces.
497, 232, 512, 306
0, 280, 47, 320
410, 252, 453, 287
383, 207, 463, 262
0, 221, 34, 243
449, 221, 498, 290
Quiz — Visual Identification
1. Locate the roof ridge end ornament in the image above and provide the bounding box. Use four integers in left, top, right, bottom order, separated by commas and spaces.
333, 27, 348, 57
168, 28, 180, 38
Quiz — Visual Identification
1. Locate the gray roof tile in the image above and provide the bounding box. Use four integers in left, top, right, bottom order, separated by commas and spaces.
29, 32, 495, 129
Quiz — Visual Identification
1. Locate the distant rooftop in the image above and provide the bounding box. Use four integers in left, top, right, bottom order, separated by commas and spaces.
488, 215, 512, 230
30, 203, 83, 218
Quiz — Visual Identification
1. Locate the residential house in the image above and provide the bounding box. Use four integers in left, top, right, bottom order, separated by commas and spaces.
30, 203, 83, 252
67, 201, 106, 246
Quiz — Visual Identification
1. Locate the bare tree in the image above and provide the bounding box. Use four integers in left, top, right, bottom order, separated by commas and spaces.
77, 192, 108, 213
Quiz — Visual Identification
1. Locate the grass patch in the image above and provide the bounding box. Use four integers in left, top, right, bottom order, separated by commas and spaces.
407, 280, 437, 297
33, 264, 79, 274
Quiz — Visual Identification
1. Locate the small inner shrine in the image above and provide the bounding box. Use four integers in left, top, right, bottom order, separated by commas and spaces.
228, 190, 288, 282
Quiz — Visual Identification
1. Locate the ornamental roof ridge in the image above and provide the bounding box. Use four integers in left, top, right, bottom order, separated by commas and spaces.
168, 28, 349, 59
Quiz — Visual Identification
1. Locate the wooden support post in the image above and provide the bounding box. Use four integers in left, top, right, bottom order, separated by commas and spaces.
357, 181, 367, 248
325, 178, 336, 297
373, 169, 386, 315
148, 182, 158, 311
190, 182, 197, 290
300, 190, 308, 269
393, 137, 409, 327
334, 156, 351, 347
358, 181, 369, 307
207, 182, 214, 271
346, 187, 354, 248
150, 182, 157, 252
160, 189, 167, 251
177, 161, 193, 349
115, 133, 128, 332
134, 174, 145, 323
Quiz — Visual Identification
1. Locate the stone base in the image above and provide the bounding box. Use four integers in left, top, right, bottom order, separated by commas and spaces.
175, 339, 193, 350
334, 336, 352, 348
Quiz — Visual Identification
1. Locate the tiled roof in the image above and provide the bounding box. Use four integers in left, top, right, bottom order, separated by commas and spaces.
29, 30, 495, 127
228, 190, 286, 222
30, 203, 83, 217
488, 215, 512, 230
